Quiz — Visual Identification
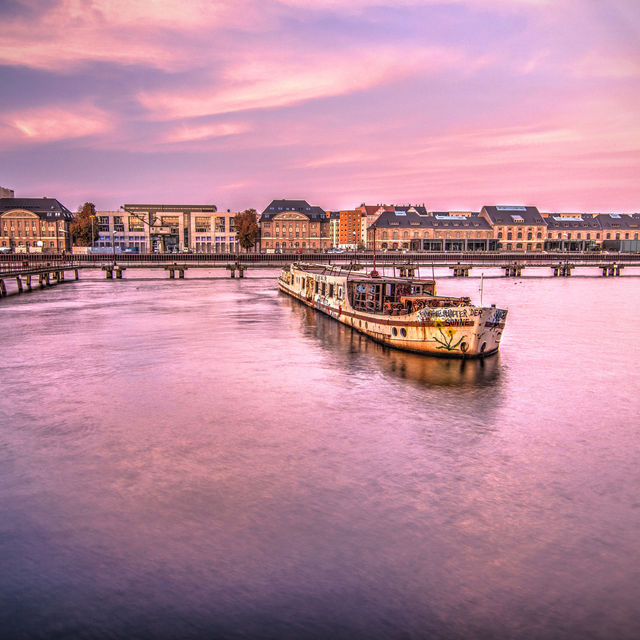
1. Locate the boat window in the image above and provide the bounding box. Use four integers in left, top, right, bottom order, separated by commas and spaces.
392, 327, 398, 336
400, 328, 407, 337
329, 284, 334, 297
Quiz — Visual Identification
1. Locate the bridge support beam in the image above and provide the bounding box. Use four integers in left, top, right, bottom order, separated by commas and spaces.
226, 263, 246, 278
450, 266, 470, 277
74, 269, 79, 280
503, 265, 523, 277
553, 264, 574, 277
115, 266, 125, 279
26, 274, 32, 290
16, 276, 23, 293
0, 279, 6, 297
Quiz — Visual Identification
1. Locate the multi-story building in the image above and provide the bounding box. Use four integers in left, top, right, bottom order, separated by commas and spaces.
542, 213, 603, 251
259, 199, 330, 252
479, 205, 547, 251
93, 204, 243, 253
597, 213, 640, 250
0, 186, 15, 198
356, 204, 394, 248
369, 208, 495, 251
337, 209, 362, 249
0, 197, 73, 252
327, 211, 340, 247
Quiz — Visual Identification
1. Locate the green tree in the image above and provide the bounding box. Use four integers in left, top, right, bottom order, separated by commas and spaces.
234, 209, 259, 252
70, 202, 98, 247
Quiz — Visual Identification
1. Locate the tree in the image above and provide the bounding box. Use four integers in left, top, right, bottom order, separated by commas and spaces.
70, 202, 98, 247
234, 209, 259, 252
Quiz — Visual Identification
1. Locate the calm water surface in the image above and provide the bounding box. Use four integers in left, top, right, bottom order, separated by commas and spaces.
1, 269, 639, 639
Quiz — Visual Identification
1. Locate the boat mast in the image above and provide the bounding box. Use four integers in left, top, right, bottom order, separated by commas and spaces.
370, 226, 379, 277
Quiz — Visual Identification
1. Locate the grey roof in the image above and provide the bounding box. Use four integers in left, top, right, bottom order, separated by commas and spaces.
370, 209, 429, 229
260, 199, 327, 221
395, 204, 429, 216
595, 214, 640, 229
481, 205, 545, 225
544, 214, 601, 230
432, 215, 491, 230
0, 197, 73, 220
371, 210, 491, 230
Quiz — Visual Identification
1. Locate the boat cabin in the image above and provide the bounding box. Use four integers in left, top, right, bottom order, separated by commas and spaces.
347, 278, 439, 314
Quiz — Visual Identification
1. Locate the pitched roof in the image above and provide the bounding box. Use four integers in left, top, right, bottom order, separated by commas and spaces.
0, 197, 73, 220
481, 205, 545, 225
595, 214, 640, 229
260, 199, 326, 221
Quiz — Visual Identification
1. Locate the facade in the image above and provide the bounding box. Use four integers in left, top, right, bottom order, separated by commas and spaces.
93, 204, 242, 253
542, 213, 602, 251
327, 211, 340, 247
0, 187, 15, 198
596, 213, 640, 250
356, 204, 394, 248
480, 205, 547, 251
259, 199, 330, 252
0, 197, 73, 252
368, 208, 495, 251
337, 209, 362, 249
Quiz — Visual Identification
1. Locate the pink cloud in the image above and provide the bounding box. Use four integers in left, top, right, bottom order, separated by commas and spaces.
2, 105, 111, 145
137, 46, 465, 120
164, 122, 251, 143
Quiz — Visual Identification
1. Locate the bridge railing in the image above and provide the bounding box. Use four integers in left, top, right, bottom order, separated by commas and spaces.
1, 251, 639, 267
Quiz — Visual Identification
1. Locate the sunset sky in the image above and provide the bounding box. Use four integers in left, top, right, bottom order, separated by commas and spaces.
1, 0, 639, 213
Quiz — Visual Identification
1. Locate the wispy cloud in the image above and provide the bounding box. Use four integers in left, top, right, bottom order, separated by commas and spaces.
2, 104, 111, 144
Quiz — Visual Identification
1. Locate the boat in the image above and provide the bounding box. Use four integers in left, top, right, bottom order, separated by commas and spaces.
278, 262, 507, 358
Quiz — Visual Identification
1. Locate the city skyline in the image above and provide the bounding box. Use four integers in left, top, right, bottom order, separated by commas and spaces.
1, 0, 639, 214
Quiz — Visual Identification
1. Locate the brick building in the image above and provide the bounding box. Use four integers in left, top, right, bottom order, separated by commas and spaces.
0, 197, 73, 252
259, 199, 330, 252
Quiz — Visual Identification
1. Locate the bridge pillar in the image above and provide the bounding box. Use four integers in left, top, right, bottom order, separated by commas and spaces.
16, 276, 23, 293
74, 269, 79, 280
39, 273, 45, 287
114, 266, 125, 279
104, 267, 113, 279
615, 264, 623, 276
26, 274, 32, 290
178, 268, 185, 279
226, 263, 244, 278
0, 279, 6, 297
45, 272, 51, 286
59, 270, 65, 281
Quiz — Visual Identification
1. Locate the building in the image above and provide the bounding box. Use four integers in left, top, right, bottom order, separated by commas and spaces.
0, 186, 15, 198
259, 199, 330, 252
337, 209, 362, 249
0, 197, 73, 252
369, 207, 495, 251
479, 205, 547, 251
542, 213, 603, 251
356, 204, 394, 248
327, 211, 340, 248
93, 204, 243, 253
596, 213, 640, 251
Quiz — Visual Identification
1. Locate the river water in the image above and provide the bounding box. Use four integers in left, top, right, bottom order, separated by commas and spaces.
1, 268, 639, 639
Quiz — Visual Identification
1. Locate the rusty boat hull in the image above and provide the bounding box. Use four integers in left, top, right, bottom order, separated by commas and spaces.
278, 263, 507, 358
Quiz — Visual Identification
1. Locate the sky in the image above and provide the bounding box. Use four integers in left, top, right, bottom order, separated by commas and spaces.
1, 0, 639, 214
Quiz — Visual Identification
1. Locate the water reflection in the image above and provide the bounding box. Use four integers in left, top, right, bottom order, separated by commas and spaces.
280, 293, 502, 388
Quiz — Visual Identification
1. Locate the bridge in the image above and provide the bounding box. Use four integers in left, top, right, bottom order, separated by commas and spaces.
1, 251, 639, 296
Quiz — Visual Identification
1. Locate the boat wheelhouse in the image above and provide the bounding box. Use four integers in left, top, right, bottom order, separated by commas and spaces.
279, 263, 507, 358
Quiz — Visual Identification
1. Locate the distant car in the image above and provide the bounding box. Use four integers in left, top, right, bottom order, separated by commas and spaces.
327, 248, 344, 253
275, 249, 282, 254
